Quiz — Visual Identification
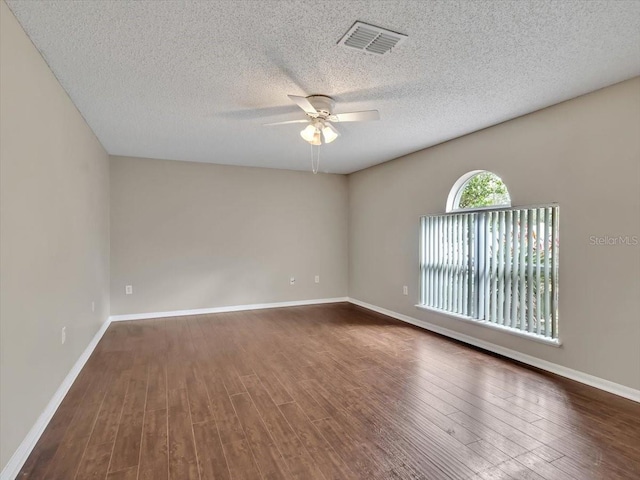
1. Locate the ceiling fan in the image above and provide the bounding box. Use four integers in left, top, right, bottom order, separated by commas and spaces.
264, 95, 380, 145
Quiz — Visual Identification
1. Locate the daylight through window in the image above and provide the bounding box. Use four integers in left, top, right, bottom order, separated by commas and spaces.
420, 172, 559, 343
447, 170, 511, 212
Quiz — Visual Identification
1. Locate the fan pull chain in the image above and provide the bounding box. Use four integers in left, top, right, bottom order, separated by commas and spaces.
311, 144, 320, 174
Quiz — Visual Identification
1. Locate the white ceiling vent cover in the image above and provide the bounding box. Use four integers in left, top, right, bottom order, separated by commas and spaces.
338, 21, 407, 55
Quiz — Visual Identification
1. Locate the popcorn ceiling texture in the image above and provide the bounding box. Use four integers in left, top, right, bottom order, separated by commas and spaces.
6, 0, 640, 174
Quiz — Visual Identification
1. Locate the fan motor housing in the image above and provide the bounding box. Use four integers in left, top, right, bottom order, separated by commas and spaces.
306, 95, 335, 117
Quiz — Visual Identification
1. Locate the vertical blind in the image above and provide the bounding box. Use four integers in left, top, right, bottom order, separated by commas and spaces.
420, 205, 559, 339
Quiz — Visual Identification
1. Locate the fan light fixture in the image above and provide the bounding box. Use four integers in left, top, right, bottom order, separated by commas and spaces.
300, 124, 317, 142
300, 120, 338, 145
322, 124, 339, 143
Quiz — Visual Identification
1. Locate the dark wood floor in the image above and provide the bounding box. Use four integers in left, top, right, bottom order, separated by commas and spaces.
17, 303, 640, 480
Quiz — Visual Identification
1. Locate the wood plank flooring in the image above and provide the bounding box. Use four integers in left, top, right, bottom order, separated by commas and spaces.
17, 303, 640, 479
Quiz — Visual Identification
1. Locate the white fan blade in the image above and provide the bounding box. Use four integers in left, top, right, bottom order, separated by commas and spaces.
333, 110, 380, 122
288, 95, 318, 115
263, 119, 310, 126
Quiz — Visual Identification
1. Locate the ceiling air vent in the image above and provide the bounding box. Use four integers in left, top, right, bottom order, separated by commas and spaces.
338, 21, 407, 55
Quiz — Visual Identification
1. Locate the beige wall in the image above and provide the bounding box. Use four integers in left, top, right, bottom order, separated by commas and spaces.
0, 1, 110, 471
349, 78, 640, 390
110, 156, 348, 315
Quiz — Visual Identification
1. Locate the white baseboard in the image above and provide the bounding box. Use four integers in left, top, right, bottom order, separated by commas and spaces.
109, 297, 349, 322
0, 318, 112, 480
348, 297, 640, 403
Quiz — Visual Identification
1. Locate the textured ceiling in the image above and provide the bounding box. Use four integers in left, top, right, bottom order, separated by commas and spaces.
6, 0, 640, 174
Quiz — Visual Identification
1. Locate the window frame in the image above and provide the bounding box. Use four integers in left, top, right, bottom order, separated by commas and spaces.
417, 202, 560, 347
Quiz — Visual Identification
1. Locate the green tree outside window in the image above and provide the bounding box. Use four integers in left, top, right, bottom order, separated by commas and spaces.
458, 172, 510, 209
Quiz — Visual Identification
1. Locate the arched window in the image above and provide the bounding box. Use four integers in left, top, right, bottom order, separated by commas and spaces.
446, 170, 511, 212
420, 171, 560, 343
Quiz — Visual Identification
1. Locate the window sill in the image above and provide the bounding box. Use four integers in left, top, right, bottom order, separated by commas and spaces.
414, 305, 562, 347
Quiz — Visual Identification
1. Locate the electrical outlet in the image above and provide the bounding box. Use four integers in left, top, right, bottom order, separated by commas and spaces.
91, 301, 95, 312
403, 286, 408, 295
315, 275, 320, 284
125, 285, 133, 295
61, 327, 66, 345
289, 277, 295, 286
